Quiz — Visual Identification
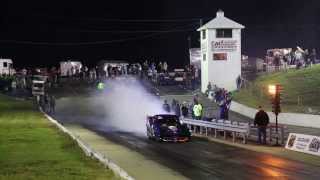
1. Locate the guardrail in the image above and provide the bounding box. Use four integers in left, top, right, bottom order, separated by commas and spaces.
39, 107, 135, 180
249, 124, 288, 145
181, 118, 250, 144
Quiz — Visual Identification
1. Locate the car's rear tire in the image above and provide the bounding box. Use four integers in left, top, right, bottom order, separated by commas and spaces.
155, 136, 162, 142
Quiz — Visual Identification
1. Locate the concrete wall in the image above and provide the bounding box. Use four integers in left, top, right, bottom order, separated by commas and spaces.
230, 101, 320, 128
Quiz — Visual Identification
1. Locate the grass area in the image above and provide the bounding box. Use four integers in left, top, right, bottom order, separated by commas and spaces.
0, 95, 118, 180
234, 65, 320, 114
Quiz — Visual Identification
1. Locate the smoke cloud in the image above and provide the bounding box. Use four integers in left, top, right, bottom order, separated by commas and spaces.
93, 77, 166, 135
55, 77, 168, 136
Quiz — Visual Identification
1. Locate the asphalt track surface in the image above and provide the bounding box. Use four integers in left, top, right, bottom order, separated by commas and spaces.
53, 81, 320, 180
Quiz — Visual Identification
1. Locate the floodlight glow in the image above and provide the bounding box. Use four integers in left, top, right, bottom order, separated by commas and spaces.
268, 85, 276, 95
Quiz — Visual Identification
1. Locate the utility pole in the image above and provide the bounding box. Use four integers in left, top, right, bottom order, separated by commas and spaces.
199, 19, 203, 27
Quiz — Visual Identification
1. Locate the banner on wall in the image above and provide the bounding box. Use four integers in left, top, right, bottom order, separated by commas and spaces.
285, 133, 320, 156
213, 53, 227, 61
211, 40, 237, 52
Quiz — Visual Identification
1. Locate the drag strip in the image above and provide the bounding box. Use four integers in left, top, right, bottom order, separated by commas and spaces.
54, 96, 320, 180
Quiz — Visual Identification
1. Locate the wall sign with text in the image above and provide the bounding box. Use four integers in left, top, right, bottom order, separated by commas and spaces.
213, 53, 227, 61
211, 40, 237, 52
285, 133, 320, 156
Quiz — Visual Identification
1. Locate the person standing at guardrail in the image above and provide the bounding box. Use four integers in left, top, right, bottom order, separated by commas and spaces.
224, 92, 232, 120
181, 102, 189, 118
193, 100, 203, 120
171, 99, 177, 111
254, 106, 270, 144
175, 102, 181, 117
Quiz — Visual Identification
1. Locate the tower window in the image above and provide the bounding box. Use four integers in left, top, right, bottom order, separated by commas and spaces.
216, 29, 232, 38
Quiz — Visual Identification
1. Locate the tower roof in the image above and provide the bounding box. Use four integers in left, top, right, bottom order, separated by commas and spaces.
197, 10, 245, 31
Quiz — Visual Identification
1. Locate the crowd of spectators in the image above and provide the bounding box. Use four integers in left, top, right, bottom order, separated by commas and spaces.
162, 85, 232, 122
266, 47, 318, 71
140, 60, 201, 90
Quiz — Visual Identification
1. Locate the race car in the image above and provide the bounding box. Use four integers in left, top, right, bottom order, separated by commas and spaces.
146, 114, 191, 142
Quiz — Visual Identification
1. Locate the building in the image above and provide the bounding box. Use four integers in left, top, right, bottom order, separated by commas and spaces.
198, 10, 245, 92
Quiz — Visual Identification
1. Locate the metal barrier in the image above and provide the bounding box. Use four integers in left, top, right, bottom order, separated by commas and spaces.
181, 118, 250, 144
249, 124, 288, 145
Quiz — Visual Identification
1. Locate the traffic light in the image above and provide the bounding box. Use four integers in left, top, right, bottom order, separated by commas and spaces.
269, 84, 283, 115
268, 84, 283, 146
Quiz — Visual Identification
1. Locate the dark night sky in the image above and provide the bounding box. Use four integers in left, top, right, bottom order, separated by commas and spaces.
0, 0, 319, 68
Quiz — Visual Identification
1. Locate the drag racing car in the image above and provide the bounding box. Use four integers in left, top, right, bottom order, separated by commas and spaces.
146, 114, 191, 142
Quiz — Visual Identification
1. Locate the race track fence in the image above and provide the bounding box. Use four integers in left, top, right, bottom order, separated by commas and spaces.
181, 118, 250, 144
249, 124, 288, 145
39, 107, 135, 180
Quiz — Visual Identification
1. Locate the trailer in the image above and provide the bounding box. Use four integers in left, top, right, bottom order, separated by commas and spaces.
60, 61, 83, 76
0, 59, 14, 75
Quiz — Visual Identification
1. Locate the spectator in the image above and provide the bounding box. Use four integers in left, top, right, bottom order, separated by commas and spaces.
304, 49, 310, 67
189, 102, 194, 118
310, 48, 317, 65
290, 49, 296, 65
218, 100, 226, 120
295, 49, 303, 69
163, 100, 171, 113
151, 62, 156, 71
163, 62, 168, 72
254, 106, 270, 144
181, 102, 189, 117
44, 94, 50, 113
193, 100, 203, 120
193, 94, 200, 104
236, 75, 241, 90
97, 81, 105, 91
11, 79, 17, 95
205, 82, 212, 96
175, 103, 181, 117
224, 92, 232, 120
50, 95, 56, 114
158, 62, 163, 72
171, 99, 177, 111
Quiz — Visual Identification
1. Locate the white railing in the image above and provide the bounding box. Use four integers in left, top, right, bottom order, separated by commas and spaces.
181, 118, 250, 144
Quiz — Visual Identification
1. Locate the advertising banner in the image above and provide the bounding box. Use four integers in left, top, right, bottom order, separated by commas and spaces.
211, 40, 237, 52
285, 133, 320, 156
213, 53, 227, 61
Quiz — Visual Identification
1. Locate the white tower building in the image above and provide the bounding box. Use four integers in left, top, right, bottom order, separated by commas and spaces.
198, 10, 245, 92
